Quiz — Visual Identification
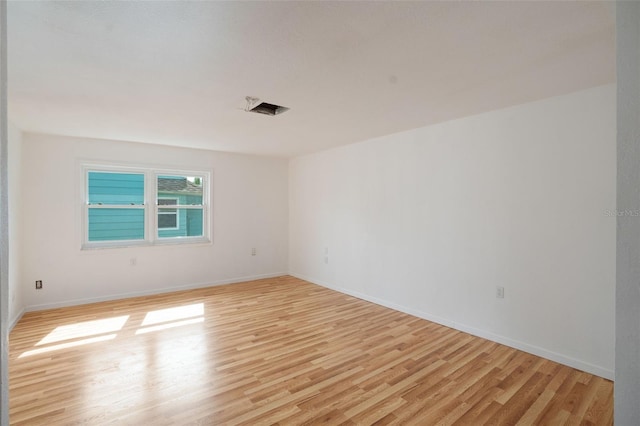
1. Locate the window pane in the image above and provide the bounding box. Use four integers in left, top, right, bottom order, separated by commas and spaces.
88, 208, 145, 241
158, 208, 203, 238
158, 213, 177, 229
158, 203, 178, 230
157, 175, 203, 203
88, 172, 144, 205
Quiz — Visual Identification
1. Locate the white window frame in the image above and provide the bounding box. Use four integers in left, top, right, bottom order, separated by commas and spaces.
81, 163, 211, 250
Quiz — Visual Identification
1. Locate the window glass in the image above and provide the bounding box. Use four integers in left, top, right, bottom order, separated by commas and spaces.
158, 208, 203, 238
87, 171, 145, 243
157, 175, 204, 239
88, 172, 144, 205
157, 175, 203, 201
88, 208, 145, 242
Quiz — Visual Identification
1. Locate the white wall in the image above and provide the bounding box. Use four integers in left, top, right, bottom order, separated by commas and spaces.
8, 122, 23, 328
21, 133, 288, 310
290, 84, 616, 379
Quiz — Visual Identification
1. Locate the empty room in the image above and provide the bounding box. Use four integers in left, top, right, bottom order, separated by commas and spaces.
1, 1, 638, 425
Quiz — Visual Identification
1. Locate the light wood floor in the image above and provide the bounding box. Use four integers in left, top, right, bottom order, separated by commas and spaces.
10, 276, 612, 425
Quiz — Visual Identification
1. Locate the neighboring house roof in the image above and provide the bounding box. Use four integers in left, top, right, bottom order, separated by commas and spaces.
157, 178, 202, 195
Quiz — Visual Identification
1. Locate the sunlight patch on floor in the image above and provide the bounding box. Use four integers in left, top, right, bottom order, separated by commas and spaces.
20, 334, 117, 358
37, 315, 130, 346
136, 317, 204, 334
141, 303, 204, 326
20, 304, 206, 357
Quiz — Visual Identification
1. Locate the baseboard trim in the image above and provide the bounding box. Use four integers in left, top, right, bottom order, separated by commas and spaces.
24, 272, 288, 313
9, 308, 25, 332
290, 272, 614, 381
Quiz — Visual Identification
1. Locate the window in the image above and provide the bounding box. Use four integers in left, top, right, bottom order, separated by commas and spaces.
156, 175, 204, 239
83, 165, 209, 249
157, 198, 178, 230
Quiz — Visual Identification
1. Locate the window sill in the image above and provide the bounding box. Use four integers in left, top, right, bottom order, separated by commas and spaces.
81, 237, 211, 251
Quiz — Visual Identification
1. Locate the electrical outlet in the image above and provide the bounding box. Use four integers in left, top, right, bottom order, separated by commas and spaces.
130, 257, 137, 266
496, 286, 504, 299
251, 247, 257, 256
35, 280, 43, 290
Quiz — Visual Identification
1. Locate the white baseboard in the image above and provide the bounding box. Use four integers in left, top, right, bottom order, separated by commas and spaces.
18, 270, 614, 381
290, 272, 614, 381
9, 308, 25, 332
24, 272, 288, 313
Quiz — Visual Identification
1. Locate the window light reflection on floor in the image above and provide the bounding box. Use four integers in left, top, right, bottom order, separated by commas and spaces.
20, 334, 117, 358
135, 317, 205, 335
36, 315, 130, 346
20, 304, 205, 358
141, 303, 204, 326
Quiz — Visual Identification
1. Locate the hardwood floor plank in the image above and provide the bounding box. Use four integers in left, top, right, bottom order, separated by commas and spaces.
9, 276, 613, 425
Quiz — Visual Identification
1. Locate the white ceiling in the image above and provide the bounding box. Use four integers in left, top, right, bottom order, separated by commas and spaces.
8, 1, 615, 158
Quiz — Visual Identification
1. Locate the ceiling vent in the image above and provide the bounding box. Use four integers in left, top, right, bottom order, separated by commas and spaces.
245, 96, 289, 116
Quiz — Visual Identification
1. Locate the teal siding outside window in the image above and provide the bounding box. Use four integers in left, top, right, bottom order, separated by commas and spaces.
88, 172, 144, 205
87, 172, 145, 242
88, 209, 145, 241
186, 208, 203, 236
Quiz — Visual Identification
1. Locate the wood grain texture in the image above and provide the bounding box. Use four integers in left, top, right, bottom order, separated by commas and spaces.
9, 276, 613, 425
